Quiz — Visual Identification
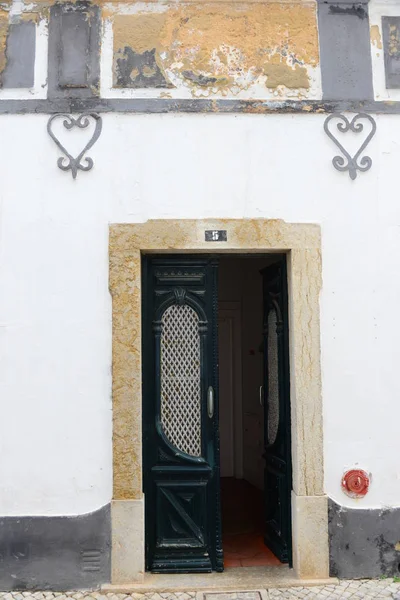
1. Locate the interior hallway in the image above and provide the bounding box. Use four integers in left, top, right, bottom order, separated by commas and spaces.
221, 478, 283, 568
218, 257, 284, 569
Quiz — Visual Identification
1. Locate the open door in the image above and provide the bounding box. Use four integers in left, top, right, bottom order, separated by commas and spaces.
142, 256, 223, 573
261, 258, 292, 565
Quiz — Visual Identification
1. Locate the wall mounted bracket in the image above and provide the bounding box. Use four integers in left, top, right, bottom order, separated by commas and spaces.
47, 113, 102, 179
324, 113, 376, 180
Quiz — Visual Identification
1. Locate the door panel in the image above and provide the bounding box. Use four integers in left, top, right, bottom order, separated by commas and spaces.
155, 481, 207, 547
142, 257, 223, 573
261, 258, 292, 565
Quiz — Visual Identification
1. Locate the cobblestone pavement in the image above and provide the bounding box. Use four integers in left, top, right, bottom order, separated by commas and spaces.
1, 580, 400, 600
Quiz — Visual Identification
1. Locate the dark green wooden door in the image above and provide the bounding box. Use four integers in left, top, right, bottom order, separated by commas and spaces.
261, 258, 292, 565
142, 256, 223, 573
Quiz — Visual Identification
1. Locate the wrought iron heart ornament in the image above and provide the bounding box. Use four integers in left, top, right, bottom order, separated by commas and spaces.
47, 113, 103, 179
324, 113, 376, 180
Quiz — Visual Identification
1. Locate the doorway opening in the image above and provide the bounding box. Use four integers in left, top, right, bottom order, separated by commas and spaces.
218, 255, 290, 569
141, 252, 292, 573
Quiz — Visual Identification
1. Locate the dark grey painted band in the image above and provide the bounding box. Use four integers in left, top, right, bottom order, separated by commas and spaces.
48, 2, 101, 100
329, 499, 400, 579
0, 22, 35, 89
0, 504, 111, 591
1, 98, 400, 114
317, 0, 374, 101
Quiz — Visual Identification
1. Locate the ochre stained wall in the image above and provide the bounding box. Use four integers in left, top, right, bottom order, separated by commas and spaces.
111, 3, 320, 97
0, 8, 11, 79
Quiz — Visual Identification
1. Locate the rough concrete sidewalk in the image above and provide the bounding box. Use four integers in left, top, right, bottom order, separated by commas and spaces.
1, 580, 400, 600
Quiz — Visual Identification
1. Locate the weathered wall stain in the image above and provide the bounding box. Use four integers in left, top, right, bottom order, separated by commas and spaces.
329, 500, 400, 578
329, 4, 367, 19
370, 24, 382, 50
0, 0, 319, 98
262, 55, 309, 89
116, 47, 174, 88
0, 12, 10, 81
112, 3, 319, 95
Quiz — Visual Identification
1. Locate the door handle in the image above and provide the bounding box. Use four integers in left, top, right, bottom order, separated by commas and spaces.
259, 385, 264, 406
207, 386, 214, 418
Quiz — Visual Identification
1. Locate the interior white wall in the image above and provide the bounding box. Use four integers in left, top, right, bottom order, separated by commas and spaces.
219, 260, 243, 479
219, 257, 266, 487
0, 112, 399, 515
218, 310, 236, 478
240, 258, 271, 491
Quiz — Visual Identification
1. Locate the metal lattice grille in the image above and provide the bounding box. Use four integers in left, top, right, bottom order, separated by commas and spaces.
160, 304, 202, 456
267, 309, 279, 445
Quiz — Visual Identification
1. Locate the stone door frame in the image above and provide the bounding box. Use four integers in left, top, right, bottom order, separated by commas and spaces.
109, 218, 328, 584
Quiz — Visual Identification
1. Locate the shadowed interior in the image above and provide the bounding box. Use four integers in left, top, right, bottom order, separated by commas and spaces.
218, 257, 284, 569
221, 477, 283, 567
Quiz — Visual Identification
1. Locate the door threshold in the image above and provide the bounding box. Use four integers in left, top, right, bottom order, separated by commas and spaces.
102, 567, 337, 593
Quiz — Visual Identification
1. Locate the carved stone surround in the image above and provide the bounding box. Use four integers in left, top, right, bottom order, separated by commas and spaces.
109, 218, 328, 583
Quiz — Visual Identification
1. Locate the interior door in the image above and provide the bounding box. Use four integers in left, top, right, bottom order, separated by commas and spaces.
261, 258, 292, 565
142, 256, 223, 573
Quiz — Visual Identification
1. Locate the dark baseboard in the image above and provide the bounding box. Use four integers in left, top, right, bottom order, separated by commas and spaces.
0, 504, 111, 591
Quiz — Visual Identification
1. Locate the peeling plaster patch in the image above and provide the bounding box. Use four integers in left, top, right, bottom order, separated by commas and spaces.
115, 47, 173, 88
112, 3, 319, 97
0, 12, 9, 79
370, 24, 382, 50
113, 12, 173, 88
20, 10, 40, 23
263, 58, 309, 89
182, 70, 223, 87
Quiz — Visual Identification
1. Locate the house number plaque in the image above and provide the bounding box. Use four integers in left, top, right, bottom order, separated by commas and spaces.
205, 230, 227, 242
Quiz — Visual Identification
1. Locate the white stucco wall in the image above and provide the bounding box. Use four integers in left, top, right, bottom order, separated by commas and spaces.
0, 112, 399, 515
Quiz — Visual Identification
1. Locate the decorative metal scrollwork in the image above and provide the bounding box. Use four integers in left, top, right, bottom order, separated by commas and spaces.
47, 113, 102, 179
324, 113, 376, 180
173, 287, 186, 305
160, 304, 202, 457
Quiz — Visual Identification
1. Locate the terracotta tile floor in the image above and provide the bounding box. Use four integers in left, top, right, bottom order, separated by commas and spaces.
221, 477, 283, 568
